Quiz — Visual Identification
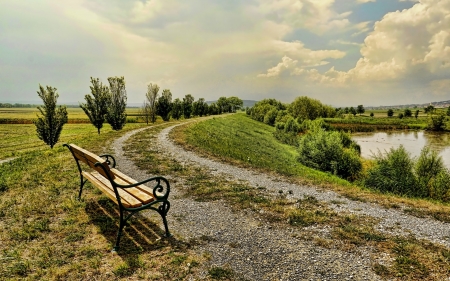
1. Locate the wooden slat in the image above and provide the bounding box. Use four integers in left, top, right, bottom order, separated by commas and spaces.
69, 144, 114, 180
113, 176, 155, 205
111, 168, 160, 198
85, 171, 143, 208
82, 171, 120, 205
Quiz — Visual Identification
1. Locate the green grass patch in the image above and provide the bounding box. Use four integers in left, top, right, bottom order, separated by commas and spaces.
0, 121, 205, 280
172, 114, 352, 187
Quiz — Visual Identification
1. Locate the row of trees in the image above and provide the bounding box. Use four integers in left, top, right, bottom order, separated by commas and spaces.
34, 77, 244, 148
139, 85, 243, 124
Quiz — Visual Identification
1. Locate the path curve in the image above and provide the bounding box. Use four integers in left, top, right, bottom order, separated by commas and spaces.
110, 122, 450, 280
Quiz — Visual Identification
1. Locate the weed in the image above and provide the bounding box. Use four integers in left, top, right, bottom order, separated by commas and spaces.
208, 266, 235, 280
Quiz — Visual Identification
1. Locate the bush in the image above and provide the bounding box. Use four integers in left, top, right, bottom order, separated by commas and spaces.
365, 146, 417, 196
297, 120, 362, 180
416, 147, 450, 199
364, 146, 450, 200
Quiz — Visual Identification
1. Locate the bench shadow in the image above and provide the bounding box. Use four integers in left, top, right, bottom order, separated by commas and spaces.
85, 197, 186, 255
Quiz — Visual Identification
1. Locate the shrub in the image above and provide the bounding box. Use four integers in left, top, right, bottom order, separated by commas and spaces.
427, 112, 446, 131
364, 146, 417, 196
263, 108, 278, 126
297, 120, 362, 180
416, 147, 450, 199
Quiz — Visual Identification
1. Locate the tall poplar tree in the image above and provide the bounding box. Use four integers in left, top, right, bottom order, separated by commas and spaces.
34, 85, 68, 148
80, 77, 110, 134
146, 83, 160, 123
106, 76, 127, 130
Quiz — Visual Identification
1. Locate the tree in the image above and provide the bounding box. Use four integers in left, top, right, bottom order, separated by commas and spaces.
428, 112, 446, 131
398, 112, 404, 119
192, 98, 208, 117
140, 100, 151, 124
208, 103, 220, 115
34, 85, 68, 149
344, 107, 349, 114
80, 77, 110, 134
424, 105, 435, 114
370, 112, 374, 118
288, 96, 333, 121
404, 108, 412, 118
146, 83, 160, 123
227, 96, 243, 112
216, 96, 229, 113
106, 76, 127, 130
447, 106, 450, 116
387, 109, 394, 117
415, 109, 420, 119
171, 98, 183, 120
156, 89, 172, 121
182, 94, 194, 119
349, 106, 357, 116
356, 105, 365, 116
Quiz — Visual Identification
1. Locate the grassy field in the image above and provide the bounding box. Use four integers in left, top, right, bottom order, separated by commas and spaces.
0, 121, 212, 280
0, 107, 142, 123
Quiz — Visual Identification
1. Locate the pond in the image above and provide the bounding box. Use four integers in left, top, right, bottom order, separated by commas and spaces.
352, 131, 450, 169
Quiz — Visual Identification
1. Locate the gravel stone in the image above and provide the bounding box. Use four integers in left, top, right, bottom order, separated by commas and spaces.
110, 124, 450, 280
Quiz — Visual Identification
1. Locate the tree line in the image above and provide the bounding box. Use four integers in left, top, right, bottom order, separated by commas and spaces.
34, 77, 243, 148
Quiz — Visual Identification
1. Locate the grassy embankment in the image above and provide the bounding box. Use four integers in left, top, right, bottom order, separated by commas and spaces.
0, 119, 210, 280
146, 113, 450, 280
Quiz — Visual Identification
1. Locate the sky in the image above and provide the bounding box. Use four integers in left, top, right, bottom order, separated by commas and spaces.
1, 0, 449, 107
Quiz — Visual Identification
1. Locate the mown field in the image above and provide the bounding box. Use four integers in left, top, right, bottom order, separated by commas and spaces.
0, 107, 142, 124
0, 120, 212, 280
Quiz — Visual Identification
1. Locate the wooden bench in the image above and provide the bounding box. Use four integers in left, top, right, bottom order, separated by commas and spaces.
64, 143, 171, 251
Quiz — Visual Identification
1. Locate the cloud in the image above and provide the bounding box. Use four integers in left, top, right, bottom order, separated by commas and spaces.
257, 0, 353, 34
286, 0, 450, 88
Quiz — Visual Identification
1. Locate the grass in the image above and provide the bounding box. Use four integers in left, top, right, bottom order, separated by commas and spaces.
0, 121, 208, 280
123, 119, 450, 280
171, 114, 450, 222
0, 107, 143, 124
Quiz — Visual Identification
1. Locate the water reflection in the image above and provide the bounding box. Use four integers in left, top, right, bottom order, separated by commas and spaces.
352, 131, 450, 169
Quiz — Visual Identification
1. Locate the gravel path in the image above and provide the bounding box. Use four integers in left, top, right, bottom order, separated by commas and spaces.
111, 123, 450, 280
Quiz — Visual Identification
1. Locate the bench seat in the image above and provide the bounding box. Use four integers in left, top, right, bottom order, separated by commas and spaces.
64, 143, 171, 251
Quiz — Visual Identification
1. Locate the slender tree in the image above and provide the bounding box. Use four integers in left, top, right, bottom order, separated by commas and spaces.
156, 89, 172, 121
80, 77, 110, 134
146, 83, 160, 123
140, 100, 151, 124
171, 98, 183, 120
34, 85, 68, 148
106, 76, 127, 130
182, 94, 194, 119
415, 109, 420, 119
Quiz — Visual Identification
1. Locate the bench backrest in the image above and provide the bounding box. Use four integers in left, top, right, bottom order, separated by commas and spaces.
67, 144, 115, 180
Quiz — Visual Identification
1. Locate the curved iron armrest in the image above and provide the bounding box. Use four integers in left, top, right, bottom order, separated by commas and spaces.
99, 154, 116, 168
94, 162, 170, 201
